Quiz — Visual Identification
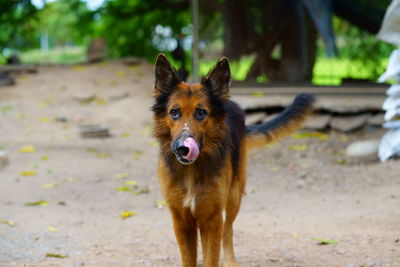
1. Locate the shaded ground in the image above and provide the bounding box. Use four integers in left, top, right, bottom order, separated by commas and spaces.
0, 61, 399, 267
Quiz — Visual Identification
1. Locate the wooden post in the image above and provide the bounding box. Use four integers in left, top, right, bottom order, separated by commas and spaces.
191, 0, 199, 83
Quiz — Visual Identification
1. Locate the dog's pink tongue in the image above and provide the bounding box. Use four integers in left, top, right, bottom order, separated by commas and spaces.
182, 137, 199, 161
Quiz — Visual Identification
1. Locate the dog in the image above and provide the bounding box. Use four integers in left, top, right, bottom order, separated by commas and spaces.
152, 54, 314, 267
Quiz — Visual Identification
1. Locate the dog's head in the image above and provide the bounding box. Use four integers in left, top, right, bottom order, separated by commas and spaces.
152, 54, 231, 165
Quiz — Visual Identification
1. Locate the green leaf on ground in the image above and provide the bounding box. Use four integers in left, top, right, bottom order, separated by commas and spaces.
115, 173, 129, 179
116, 186, 131, 192
289, 144, 308, 151
25, 200, 49, 207
292, 131, 329, 141
312, 237, 339, 245
45, 253, 68, 258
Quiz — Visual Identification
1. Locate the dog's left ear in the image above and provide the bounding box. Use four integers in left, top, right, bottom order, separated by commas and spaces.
154, 53, 180, 97
202, 57, 231, 102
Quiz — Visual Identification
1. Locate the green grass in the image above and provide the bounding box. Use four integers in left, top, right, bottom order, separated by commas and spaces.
312, 56, 388, 85
199, 56, 253, 81
7, 47, 388, 85
200, 55, 388, 85
19, 46, 86, 65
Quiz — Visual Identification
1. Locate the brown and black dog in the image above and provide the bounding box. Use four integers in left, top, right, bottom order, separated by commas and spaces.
152, 54, 314, 267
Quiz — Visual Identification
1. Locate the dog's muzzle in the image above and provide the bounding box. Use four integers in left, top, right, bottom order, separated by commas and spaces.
172, 136, 200, 164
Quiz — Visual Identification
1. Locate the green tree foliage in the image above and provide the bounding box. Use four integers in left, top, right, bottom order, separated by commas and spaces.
38, 0, 94, 47
99, 0, 190, 59
333, 15, 395, 80
0, 0, 37, 51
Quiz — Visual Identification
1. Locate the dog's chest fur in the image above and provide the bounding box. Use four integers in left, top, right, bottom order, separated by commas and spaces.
182, 173, 197, 213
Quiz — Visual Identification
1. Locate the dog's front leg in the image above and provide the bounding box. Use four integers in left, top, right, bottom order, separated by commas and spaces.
199, 212, 223, 267
171, 209, 198, 267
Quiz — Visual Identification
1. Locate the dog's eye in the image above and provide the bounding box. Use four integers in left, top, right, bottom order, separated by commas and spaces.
169, 109, 180, 120
195, 109, 207, 121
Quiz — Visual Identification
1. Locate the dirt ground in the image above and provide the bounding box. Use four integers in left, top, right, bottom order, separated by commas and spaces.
0, 61, 399, 267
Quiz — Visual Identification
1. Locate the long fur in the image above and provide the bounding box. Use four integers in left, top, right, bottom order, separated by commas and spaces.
152, 54, 314, 267
245, 93, 315, 149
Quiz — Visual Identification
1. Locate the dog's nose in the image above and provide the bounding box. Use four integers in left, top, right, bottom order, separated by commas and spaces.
176, 145, 189, 157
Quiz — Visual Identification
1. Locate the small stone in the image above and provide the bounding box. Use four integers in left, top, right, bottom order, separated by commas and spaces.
79, 125, 110, 138
73, 93, 95, 103
56, 117, 68, 123
365, 258, 376, 267
0, 72, 15, 86
346, 139, 379, 160
368, 113, 385, 126
330, 114, 370, 132
109, 92, 130, 101
0, 150, 8, 169
304, 114, 331, 130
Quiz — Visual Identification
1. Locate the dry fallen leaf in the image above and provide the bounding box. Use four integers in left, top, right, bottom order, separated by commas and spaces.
47, 226, 59, 232
312, 237, 339, 245
292, 131, 329, 141
0, 219, 15, 226
124, 180, 137, 186
87, 148, 99, 154
95, 97, 108, 105
87, 148, 109, 158
62, 177, 80, 183
115, 71, 126, 77
289, 144, 308, 151
21, 170, 37, 176
46, 253, 68, 258
121, 132, 131, 138
115, 173, 129, 179
147, 140, 159, 147
96, 152, 109, 158
109, 80, 118, 86
38, 117, 52, 123
116, 186, 131, 192
155, 200, 167, 209
40, 156, 49, 161
250, 91, 265, 97
20, 145, 36, 153
42, 183, 58, 189
15, 113, 26, 120
133, 188, 150, 195
72, 65, 85, 71
336, 159, 346, 165
25, 200, 49, 206
139, 126, 152, 136
120, 210, 136, 219
268, 167, 279, 173
132, 150, 143, 159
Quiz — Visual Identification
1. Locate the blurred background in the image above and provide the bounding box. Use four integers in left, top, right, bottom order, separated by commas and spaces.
2, 1, 400, 265
0, 0, 395, 85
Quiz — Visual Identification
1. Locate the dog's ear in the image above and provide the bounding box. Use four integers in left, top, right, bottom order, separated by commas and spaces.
154, 54, 180, 97
202, 57, 231, 101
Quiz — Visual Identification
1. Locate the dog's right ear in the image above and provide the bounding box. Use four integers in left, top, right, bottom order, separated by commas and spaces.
154, 54, 180, 97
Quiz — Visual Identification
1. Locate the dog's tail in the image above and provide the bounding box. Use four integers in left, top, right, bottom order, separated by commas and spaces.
245, 93, 315, 149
